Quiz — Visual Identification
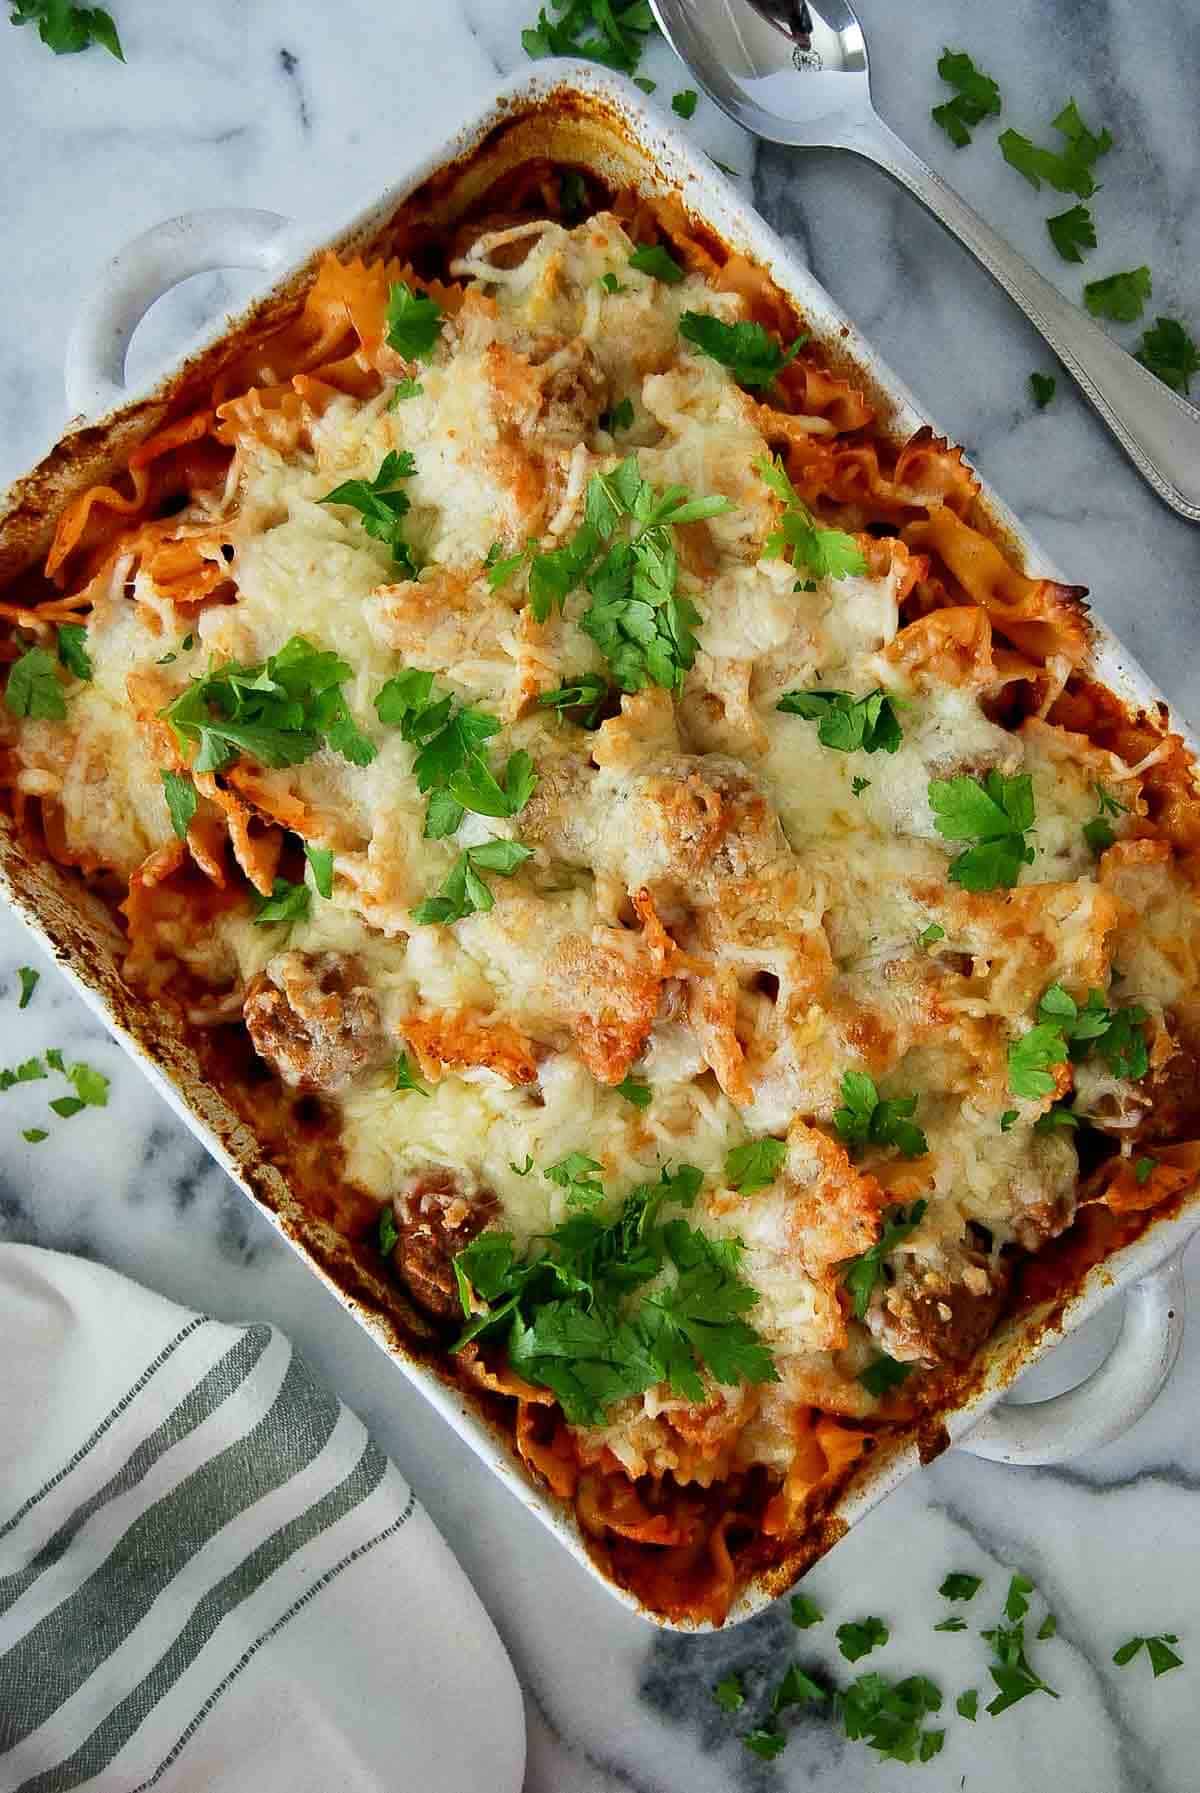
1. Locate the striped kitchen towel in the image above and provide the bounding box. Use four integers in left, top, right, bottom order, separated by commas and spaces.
0, 1244, 525, 1793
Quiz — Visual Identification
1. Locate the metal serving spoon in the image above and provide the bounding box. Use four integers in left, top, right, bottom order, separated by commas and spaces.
648, 0, 1200, 522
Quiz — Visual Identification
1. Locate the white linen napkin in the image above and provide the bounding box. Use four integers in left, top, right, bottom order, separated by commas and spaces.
0, 1244, 525, 1793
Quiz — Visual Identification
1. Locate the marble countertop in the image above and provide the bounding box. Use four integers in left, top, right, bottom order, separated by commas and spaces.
2, 1, 1199, 1786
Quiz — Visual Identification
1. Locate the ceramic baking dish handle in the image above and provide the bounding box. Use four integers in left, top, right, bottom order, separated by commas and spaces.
64, 209, 301, 420
958, 1250, 1186, 1465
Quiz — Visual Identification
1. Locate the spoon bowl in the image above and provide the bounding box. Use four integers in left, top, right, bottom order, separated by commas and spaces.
649, 0, 1200, 520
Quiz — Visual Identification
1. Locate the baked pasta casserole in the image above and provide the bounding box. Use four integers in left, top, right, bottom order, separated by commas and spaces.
3, 159, 1199, 1623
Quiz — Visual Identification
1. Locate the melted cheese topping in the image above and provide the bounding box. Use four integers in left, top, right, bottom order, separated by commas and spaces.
17, 213, 1194, 1482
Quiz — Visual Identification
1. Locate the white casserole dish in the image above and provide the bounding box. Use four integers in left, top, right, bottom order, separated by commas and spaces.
2, 60, 1197, 1628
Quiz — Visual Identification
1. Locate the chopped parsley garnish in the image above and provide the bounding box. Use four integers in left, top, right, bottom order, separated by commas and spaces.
321, 449, 419, 574
46, 1048, 64, 1072
393, 1052, 430, 1098
254, 877, 311, 929
22, 1128, 48, 1144
1134, 1155, 1157, 1186
375, 670, 533, 837
164, 635, 375, 775
859, 1353, 915, 1398
838, 1617, 889, 1663
17, 967, 39, 1009
1038, 1613, 1058, 1640
304, 843, 334, 899
671, 88, 698, 119
411, 838, 532, 926
999, 98, 1112, 198
776, 687, 902, 754
928, 771, 1036, 891
537, 672, 609, 730
1000, 1109, 1019, 1131
743, 1729, 786, 1761
510, 1155, 534, 1177
1084, 266, 1152, 324
772, 1664, 828, 1711
5, 647, 67, 721
484, 541, 527, 589
600, 397, 634, 435
57, 622, 93, 681
545, 1151, 606, 1210
615, 1074, 652, 1108
934, 1616, 967, 1632
931, 48, 1002, 148
10, 0, 122, 58
940, 1572, 983, 1601
520, 0, 654, 75
1046, 202, 1096, 264
956, 1689, 979, 1721
160, 769, 196, 841
378, 1205, 399, 1256
679, 313, 807, 391
852, 776, 871, 797
840, 1671, 943, 1764
389, 377, 424, 405
1009, 982, 1150, 1099
629, 244, 685, 284
451, 1163, 775, 1423
44, 1057, 109, 1118
918, 922, 945, 948
983, 1620, 1059, 1713
1083, 780, 1127, 853
634, 75, 656, 94
0, 1056, 46, 1089
1030, 371, 1057, 409
1136, 316, 1200, 395
834, 1071, 929, 1160
1033, 1101, 1079, 1135
597, 272, 624, 295
757, 454, 867, 578
713, 1673, 745, 1713
1113, 1633, 1184, 1677
1007, 1023, 1068, 1100
725, 1137, 787, 1194
1005, 1573, 1034, 1621
842, 1200, 928, 1319
791, 1592, 823, 1628
384, 282, 443, 361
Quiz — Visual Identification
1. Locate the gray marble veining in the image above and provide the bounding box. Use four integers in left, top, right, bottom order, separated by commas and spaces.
2, 1, 1199, 1786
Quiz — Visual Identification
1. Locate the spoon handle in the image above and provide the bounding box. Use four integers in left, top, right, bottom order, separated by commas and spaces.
845, 115, 1200, 522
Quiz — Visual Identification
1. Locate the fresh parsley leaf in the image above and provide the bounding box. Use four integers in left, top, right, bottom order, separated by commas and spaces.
940, 1572, 983, 1601
1000, 1109, 1019, 1131
412, 839, 532, 926
384, 282, 443, 361
537, 672, 609, 730
164, 636, 375, 774
634, 75, 656, 94
304, 843, 334, 899
5, 647, 66, 721
935, 1616, 968, 1632
160, 769, 196, 842
600, 396, 635, 433
999, 100, 1112, 197
1011, 982, 1150, 1098
1113, 1634, 1183, 1676
713, 1673, 744, 1713
483, 540, 528, 589
743, 1729, 786, 1761
838, 1617, 889, 1663
1097, 1002, 1151, 1080
520, 0, 655, 75
615, 1074, 652, 1108
679, 312, 806, 390
984, 1620, 1059, 1713
321, 449, 419, 572
22, 1127, 48, 1144
919, 1731, 946, 1762
957, 1689, 979, 1721
57, 622, 93, 681
851, 775, 871, 796
776, 687, 901, 754
1084, 266, 1153, 324
931, 48, 1002, 148
757, 453, 866, 578
834, 1071, 928, 1160
389, 377, 425, 407
65, 1060, 108, 1108
859, 1354, 915, 1398
11, 0, 123, 58
628, 244, 685, 285
1038, 1613, 1058, 1640
45, 1048, 64, 1073
928, 770, 1036, 891
0, 1056, 45, 1089
254, 876, 311, 929
1046, 203, 1096, 263
378, 1205, 399, 1256
49, 1096, 85, 1118
841, 1199, 927, 1319
773, 1664, 828, 1711
1005, 1573, 1034, 1622
394, 1051, 431, 1098
510, 1155, 534, 1177
791, 1592, 823, 1628
1008, 1021, 1068, 1100
840, 1671, 943, 1765
671, 88, 698, 119
1135, 316, 1200, 395
546, 1151, 606, 1210
918, 922, 945, 948
1030, 371, 1057, 408
598, 272, 624, 294
17, 967, 39, 1010
725, 1137, 786, 1194
1134, 1155, 1157, 1186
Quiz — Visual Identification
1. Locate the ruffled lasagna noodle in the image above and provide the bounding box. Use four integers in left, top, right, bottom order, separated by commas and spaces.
4, 162, 1199, 1626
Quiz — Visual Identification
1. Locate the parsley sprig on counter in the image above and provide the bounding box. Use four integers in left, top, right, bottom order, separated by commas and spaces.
521, 0, 655, 75
321, 449, 419, 574
163, 635, 375, 775
1113, 1633, 1185, 1677
1084, 265, 1152, 323
11, 0, 122, 58
929, 771, 1036, 891
451, 1162, 776, 1425
757, 455, 868, 580
1136, 317, 1200, 395
931, 48, 1002, 149
1000, 98, 1112, 199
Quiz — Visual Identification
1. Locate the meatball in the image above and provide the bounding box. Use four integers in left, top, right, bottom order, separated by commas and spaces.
243, 950, 388, 1093
388, 1170, 500, 1320
868, 1256, 1008, 1369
